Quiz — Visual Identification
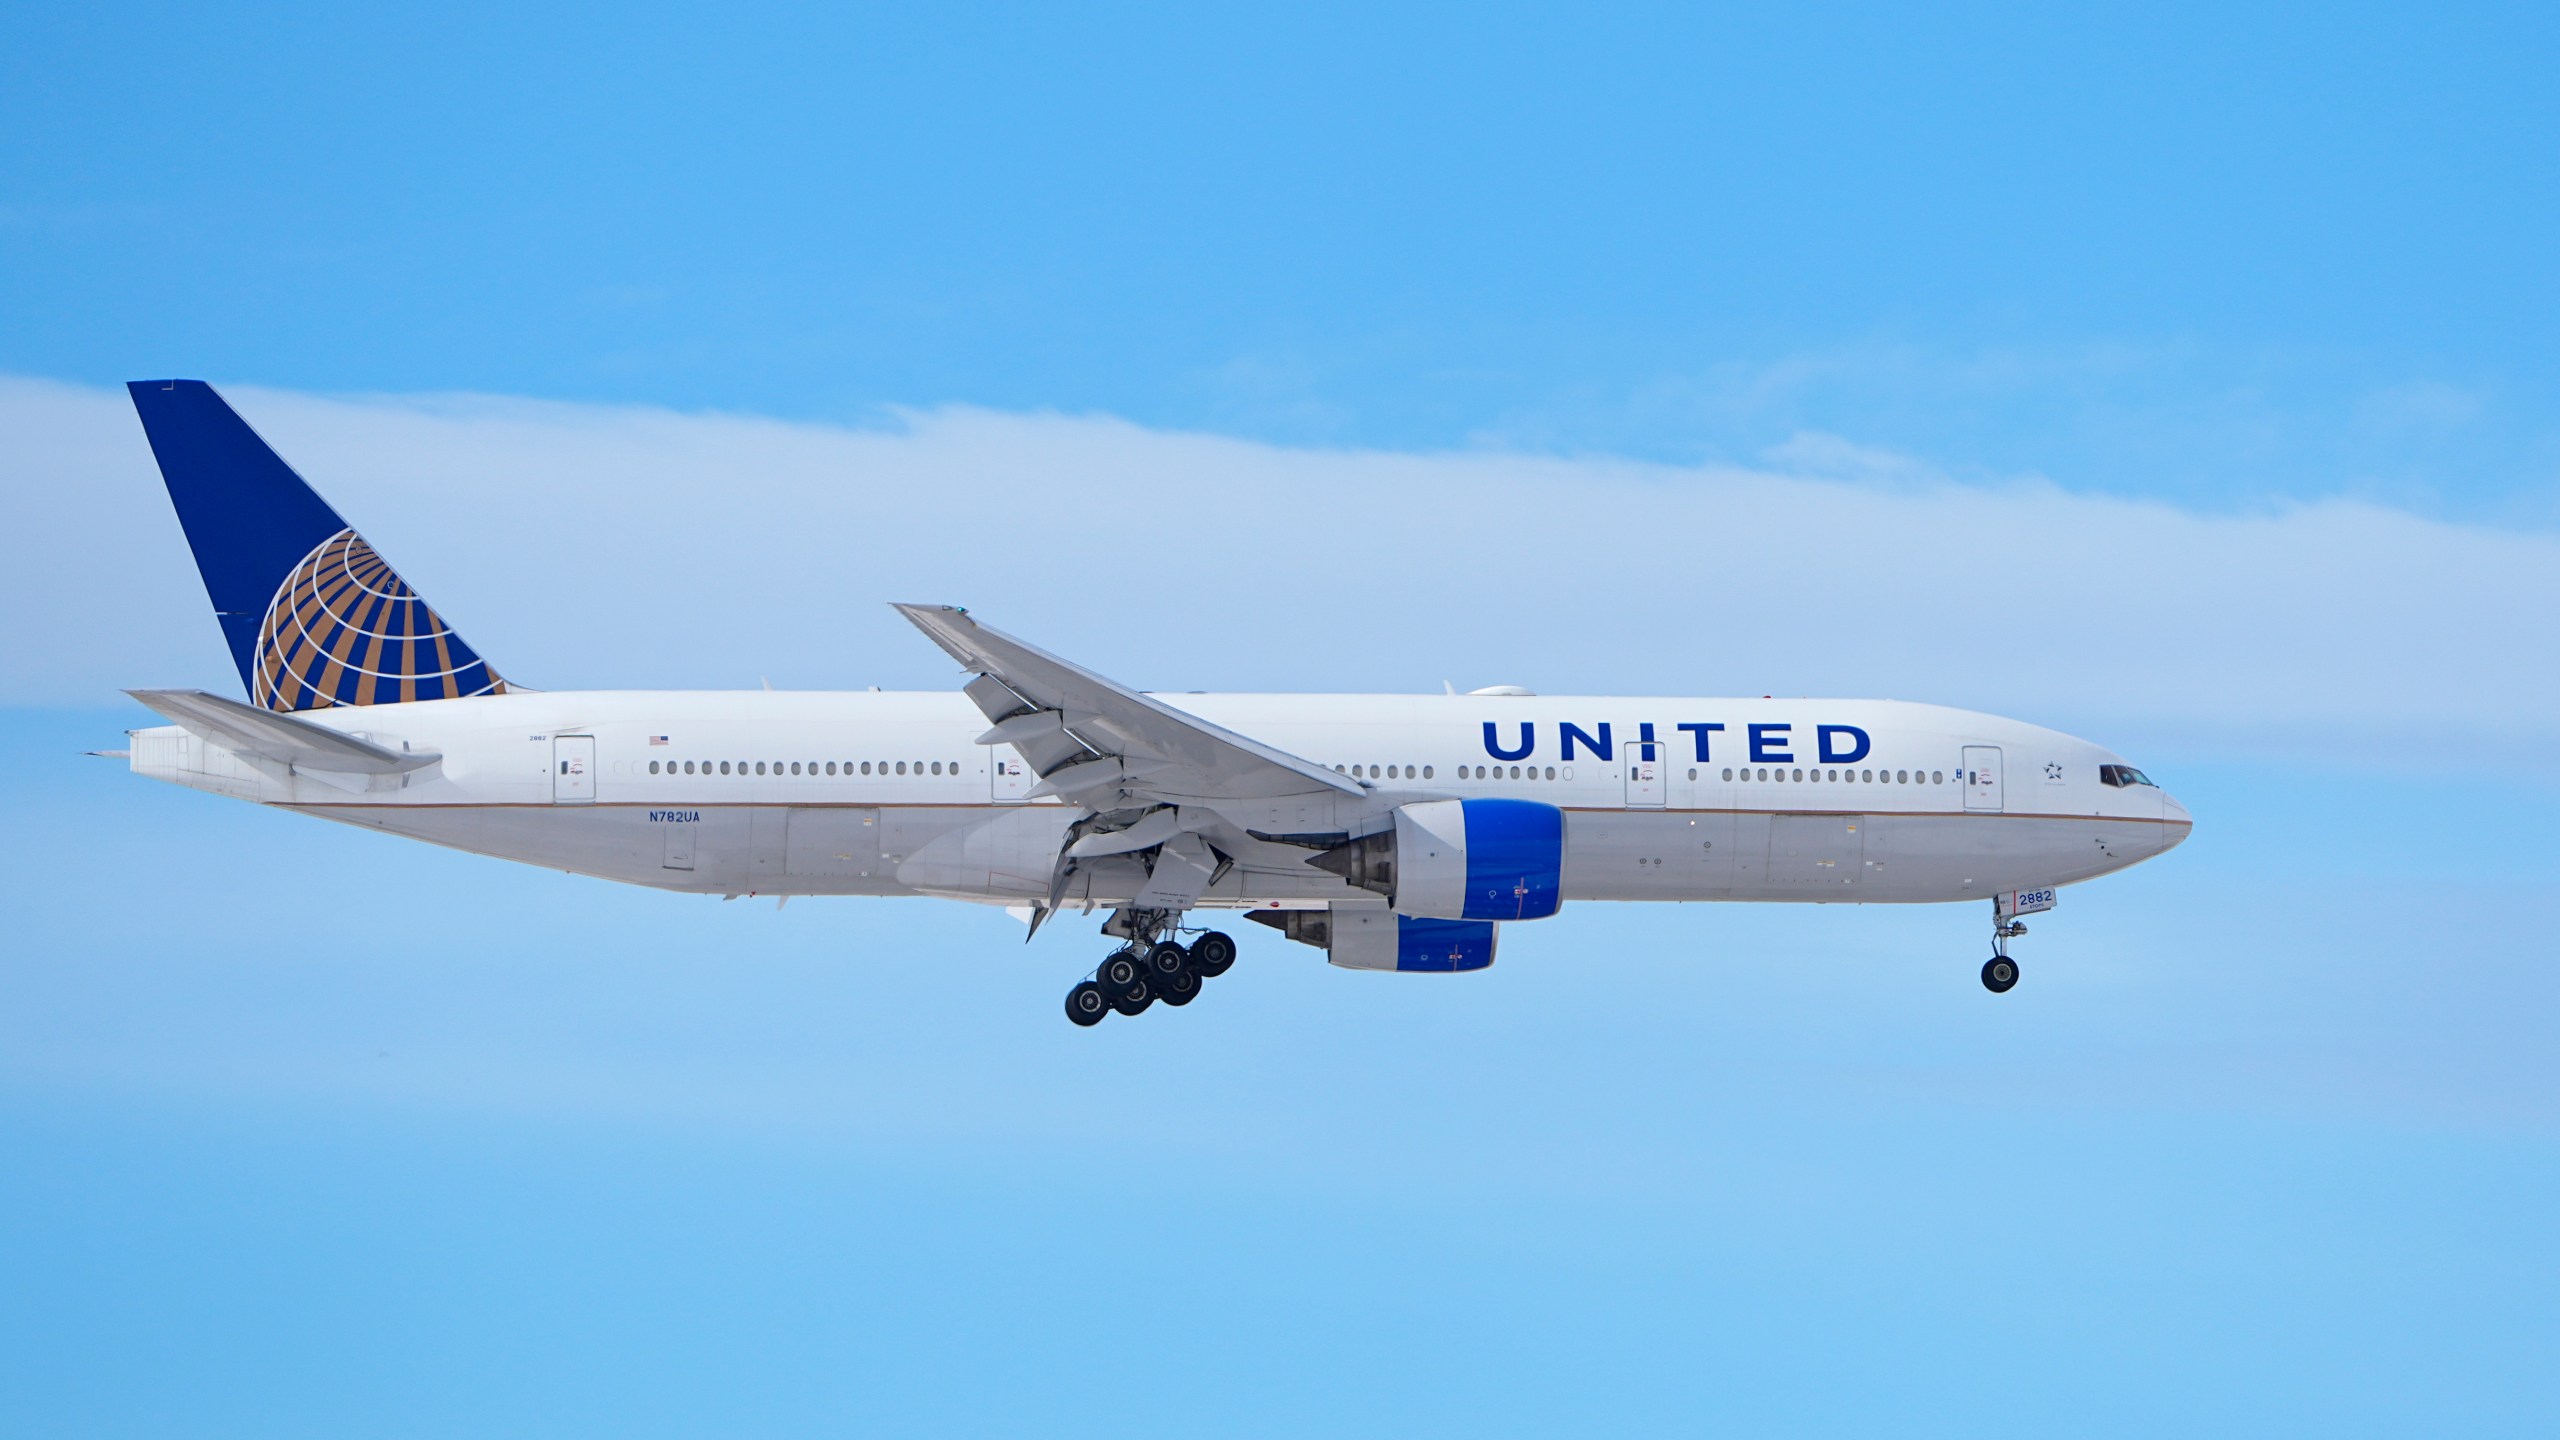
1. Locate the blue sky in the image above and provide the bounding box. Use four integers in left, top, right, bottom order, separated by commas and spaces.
5, 5, 2558, 1435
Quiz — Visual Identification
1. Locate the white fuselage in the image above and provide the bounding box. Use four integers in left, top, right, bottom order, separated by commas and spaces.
127, 689, 2192, 911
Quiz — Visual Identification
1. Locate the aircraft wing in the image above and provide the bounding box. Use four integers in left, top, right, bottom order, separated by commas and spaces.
126, 688, 440, 776
892, 604, 1362, 811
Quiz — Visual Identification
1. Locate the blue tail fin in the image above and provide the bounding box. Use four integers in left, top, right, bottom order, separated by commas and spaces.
127, 380, 508, 711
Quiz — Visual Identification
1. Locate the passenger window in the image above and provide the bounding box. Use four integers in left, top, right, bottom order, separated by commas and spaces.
1544, 766, 1556, 780
1932, 770, 1943, 784
1792, 769, 1803, 782
1423, 766, 1434, 779
896, 762, 907, 775
1721, 768, 1733, 781
1687, 768, 1696, 781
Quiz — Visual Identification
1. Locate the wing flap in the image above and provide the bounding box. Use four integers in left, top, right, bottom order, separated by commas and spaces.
894, 604, 1362, 807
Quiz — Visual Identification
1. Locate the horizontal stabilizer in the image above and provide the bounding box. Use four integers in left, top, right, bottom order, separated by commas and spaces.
126, 688, 440, 776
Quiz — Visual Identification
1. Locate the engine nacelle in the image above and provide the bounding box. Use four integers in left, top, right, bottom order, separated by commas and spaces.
1247, 905, 1498, 972
1311, 798, 1564, 921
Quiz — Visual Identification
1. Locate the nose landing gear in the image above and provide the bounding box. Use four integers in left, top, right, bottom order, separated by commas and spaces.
1981, 890, 2040, 994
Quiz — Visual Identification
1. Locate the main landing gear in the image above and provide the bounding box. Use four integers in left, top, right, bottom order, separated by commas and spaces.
1063, 920, 1239, 1027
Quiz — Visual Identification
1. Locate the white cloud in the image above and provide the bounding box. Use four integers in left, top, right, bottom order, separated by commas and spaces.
5, 374, 2556, 764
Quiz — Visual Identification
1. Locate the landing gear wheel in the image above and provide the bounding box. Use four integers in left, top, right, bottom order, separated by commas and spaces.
1098, 949, 1145, 998
1190, 931, 1237, 977
1981, 956, 2020, 994
1110, 980, 1155, 1017
1065, 981, 1109, 1026
1144, 941, 1191, 983
1158, 967, 1201, 1006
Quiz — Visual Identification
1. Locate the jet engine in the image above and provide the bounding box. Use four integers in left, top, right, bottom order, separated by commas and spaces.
1310, 798, 1564, 921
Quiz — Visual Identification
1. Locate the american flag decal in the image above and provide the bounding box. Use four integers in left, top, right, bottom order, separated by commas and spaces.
648, 735, 668, 745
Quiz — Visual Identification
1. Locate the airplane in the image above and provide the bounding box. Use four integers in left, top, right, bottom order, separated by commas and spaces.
110, 380, 2192, 1025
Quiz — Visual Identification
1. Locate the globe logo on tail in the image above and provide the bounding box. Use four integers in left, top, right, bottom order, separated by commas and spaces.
251, 529, 506, 710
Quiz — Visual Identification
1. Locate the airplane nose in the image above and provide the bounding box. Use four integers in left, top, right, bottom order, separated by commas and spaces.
2159, 792, 2194, 851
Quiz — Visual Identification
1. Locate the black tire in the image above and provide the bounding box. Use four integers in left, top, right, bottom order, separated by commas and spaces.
1190, 931, 1237, 977
1065, 981, 1110, 1026
1981, 956, 2020, 994
1099, 949, 1145, 997
1110, 982, 1155, 1017
1145, 941, 1191, 981
1158, 967, 1200, 1006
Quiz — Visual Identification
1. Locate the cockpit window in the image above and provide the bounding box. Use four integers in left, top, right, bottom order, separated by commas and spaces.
2099, 764, 2157, 788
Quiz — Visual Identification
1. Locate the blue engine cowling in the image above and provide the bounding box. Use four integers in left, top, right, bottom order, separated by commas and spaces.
1313, 797, 1564, 921
1320, 910, 1498, 972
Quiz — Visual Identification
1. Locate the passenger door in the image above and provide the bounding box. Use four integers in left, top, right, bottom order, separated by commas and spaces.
1624, 734, 1665, 808
1962, 745, 2003, 813
553, 735, 596, 803
989, 750, 1034, 802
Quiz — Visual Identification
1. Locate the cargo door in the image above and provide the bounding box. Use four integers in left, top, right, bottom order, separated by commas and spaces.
661, 820, 696, 871
1962, 746, 2004, 812
1767, 812, 1865, 891
786, 807, 879, 880
553, 735, 596, 803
